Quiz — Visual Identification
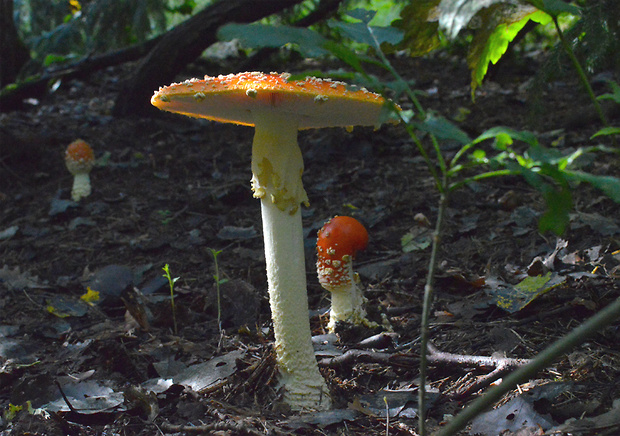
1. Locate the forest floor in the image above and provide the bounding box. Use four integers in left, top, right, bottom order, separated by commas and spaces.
1, 48, 619, 436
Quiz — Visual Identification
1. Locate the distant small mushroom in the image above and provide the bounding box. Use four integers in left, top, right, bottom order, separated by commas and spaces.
317, 216, 372, 333
151, 72, 397, 411
65, 139, 95, 202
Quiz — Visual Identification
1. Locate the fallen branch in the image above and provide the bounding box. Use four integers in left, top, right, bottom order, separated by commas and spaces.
318, 342, 532, 399
319, 349, 417, 368
427, 343, 532, 399
160, 420, 264, 435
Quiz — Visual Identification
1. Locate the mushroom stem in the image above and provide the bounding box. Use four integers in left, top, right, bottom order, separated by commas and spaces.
327, 262, 366, 332
71, 172, 92, 202
251, 111, 330, 410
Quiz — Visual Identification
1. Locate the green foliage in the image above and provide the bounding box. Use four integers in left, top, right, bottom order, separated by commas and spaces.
592, 127, 620, 139
14, 0, 181, 73
467, 6, 550, 93
597, 80, 620, 105
527, 0, 580, 16
218, 24, 329, 57
220, 5, 620, 236
453, 127, 620, 234
162, 264, 179, 335
392, 1, 442, 56
527, 1, 620, 113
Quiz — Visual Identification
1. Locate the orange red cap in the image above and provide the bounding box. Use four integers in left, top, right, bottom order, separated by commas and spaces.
65, 139, 95, 173
317, 216, 368, 290
151, 72, 394, 129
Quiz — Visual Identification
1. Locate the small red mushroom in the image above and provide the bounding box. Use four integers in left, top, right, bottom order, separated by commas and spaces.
65, 139, 95, 202
317, 216, 370, 332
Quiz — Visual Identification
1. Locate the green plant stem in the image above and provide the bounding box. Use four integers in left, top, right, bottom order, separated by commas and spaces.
401, 118, 443, 191
435, 295, 620, 436
368, 27, 426, 117
552, 16, 609, 127
418, 181, 449, 436
210, 248, 223, 331
162, 264, 178, 335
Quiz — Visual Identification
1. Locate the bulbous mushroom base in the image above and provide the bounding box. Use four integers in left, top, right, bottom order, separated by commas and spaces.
279, 369, 331, 411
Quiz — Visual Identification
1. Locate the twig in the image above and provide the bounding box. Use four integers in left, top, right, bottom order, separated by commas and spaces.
427, 343, 532, 399
160, 420, 263, 435
427, 343, 531, 370
318, 349, 417, 368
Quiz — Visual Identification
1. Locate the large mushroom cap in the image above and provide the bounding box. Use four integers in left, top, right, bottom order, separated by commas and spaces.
151, 72, 393, 129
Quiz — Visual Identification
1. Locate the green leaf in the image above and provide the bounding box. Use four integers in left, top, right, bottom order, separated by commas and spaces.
468, 6, 551, 93
473, 126, 538, 147
486, 272, 566, 313
514, 164, 572, 234
392, 0, 442, 56
564, 171, 620, 203
346, 8, 376, 24
401, 228, 433, 252
331, 21, 404, 47
591, 127, 620, 139
322, 40, 365, 72
596, 80, 620, 104
471, 149, 487, 161
526, 0, 580, 17
44, 53, 71, 67
218, 23, 329, 57
538, 183, 572, 234
415, 114, 471, 144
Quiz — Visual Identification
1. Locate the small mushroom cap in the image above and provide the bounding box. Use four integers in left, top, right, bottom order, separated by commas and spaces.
65, 139, 95, 175
317, 216, 368, 290
151, 72, 395, 129
317, 216, 368, 261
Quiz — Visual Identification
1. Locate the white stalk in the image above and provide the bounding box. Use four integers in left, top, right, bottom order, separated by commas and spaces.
251, 110, 330, 411
326, 262, 367, 333
71, 173, 92, 202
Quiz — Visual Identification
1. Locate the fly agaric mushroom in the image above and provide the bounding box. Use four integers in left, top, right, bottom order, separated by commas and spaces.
151, 72, 396, 411
65, 139, 95, 202
317, 216, 372, 333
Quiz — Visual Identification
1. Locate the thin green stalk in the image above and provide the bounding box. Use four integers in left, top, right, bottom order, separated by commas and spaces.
552, 16, 609, 127
418, 179, 449, 436
436, 296, 620, 435
369, 27, 426, 117
162, 264, 179, 335
401, 118, 443, 191
209, 248, 226, 332
430, 133, 447, 180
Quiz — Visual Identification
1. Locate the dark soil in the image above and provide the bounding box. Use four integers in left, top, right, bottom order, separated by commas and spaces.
1, 51, 619, 436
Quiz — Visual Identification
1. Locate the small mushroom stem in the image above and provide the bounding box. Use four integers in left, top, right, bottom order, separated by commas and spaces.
326, 260, 366, 332
71, 173, 91, 202
251, 110, 330, 411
